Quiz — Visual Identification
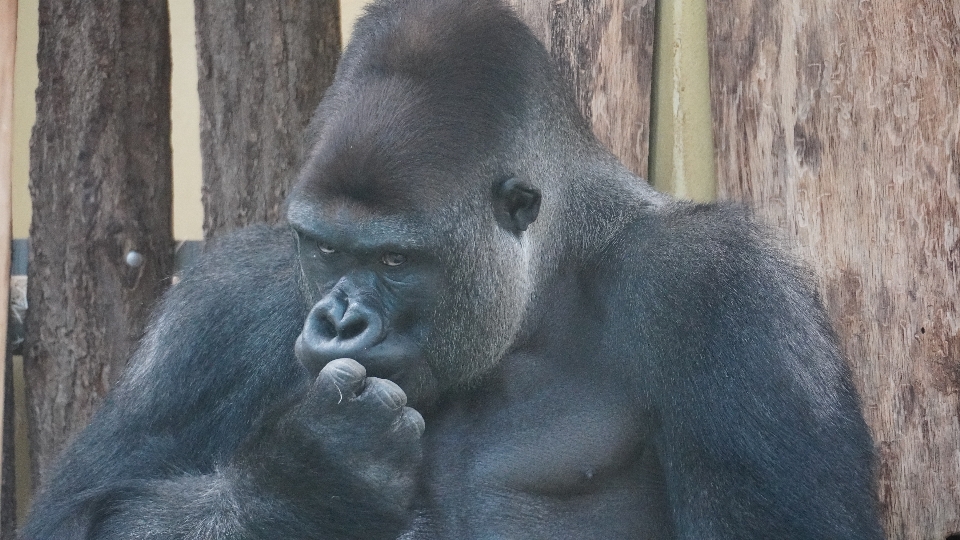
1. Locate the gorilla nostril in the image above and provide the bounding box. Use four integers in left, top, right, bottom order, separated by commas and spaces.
309, 296, 345, 341
339, 316, 368, 340
317, 312, 338, 340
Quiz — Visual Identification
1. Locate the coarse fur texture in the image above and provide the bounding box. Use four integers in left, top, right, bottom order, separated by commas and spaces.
22, 0, 883, 538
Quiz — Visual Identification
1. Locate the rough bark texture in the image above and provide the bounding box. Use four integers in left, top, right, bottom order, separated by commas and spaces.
25, 0, 173, 488
707, 1, 960, 537
1, 354, 13, 537
194, 0, 341, 239
507, 0, 655, 178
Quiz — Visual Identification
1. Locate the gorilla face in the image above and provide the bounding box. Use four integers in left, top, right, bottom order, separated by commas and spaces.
289, 198, 442, 406
285, 0, 549, 408
285, 17, 547, 408
288, 172, 541, 409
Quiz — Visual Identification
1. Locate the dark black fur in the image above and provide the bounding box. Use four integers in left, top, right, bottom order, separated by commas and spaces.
22, 0, 883, 538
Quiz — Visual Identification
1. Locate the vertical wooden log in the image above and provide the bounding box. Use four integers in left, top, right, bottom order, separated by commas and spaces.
708, 1, 960, 537
507, 0, 656, 178
1, 356, 14, 536
0, 0, 17, 532
194, 0, 341, 239
24, 0, 174, 487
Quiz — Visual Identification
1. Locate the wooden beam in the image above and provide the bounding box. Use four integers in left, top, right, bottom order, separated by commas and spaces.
649, 0, 716, 202
0, 0, 19, 508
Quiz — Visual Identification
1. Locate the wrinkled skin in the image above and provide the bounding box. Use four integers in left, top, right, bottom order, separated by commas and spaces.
21, 0, 884, 539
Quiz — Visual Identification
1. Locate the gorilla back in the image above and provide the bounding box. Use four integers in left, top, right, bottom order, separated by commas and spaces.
23, 0, 883, 538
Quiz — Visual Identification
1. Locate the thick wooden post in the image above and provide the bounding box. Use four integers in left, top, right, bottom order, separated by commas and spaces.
507, 0, 656, 179
24, 0, 174, 487
708, 1, 960, 537
194, 0, 341, 238
0, 0, 17, 533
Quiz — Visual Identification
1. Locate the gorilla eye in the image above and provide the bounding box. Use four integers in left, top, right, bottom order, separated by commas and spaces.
315, 241, 336, 254
381, 252, 406, 267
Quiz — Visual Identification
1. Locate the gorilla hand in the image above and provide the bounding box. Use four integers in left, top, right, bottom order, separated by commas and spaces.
308, 358, 425, 498
239, 358, 424, 535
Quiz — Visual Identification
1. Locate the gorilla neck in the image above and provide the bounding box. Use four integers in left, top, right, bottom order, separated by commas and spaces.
531, 145, 665, 276
512, 101, 666, 267
508, 145, 664, 351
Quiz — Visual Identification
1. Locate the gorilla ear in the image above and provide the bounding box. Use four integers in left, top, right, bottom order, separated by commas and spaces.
493, 177, 541, 234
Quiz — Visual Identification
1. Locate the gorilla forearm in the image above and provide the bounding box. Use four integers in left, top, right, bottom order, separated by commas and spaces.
87, 473, 255, 539
23, 233, 413, 540
21, 227, 310, 538
85, 469, 406, 540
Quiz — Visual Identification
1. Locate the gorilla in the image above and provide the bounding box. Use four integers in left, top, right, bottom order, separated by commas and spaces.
22, 0, 883, 538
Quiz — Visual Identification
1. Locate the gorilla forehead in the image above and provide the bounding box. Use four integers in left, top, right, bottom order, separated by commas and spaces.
295, 0, 547, 213
300, 77, 500, 213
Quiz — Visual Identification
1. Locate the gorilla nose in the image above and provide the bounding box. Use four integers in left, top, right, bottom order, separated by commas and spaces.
315, 296, 371, 340
296, 295, 386, 377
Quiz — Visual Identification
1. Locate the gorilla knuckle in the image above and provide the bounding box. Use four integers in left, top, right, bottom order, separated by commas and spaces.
317, 358, 366, 387
394, 407, 426, 438
360, 377, 408, 411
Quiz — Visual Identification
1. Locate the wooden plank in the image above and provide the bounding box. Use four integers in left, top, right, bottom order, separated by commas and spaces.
0, 0, 18, 523
508, 0, 655, 178
707, 0, 960, 537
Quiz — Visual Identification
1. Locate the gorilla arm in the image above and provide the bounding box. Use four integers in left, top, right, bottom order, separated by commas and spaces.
611, 205, 883, 539
20, 227, 418, 540
76, 361, 421, 540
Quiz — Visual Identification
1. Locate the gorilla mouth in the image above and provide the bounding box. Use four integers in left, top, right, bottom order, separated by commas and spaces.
295, 330, 419, 383
350, 351, 409, 383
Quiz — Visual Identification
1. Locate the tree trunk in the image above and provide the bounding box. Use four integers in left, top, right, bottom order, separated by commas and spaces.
1, 354, 14, 536
194, 0, 341, 238
508, 0, 655, 179
25, 0, 173, 488
707, 1, 960, 537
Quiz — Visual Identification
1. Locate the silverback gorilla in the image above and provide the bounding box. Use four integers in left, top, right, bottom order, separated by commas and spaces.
23, 0, 883, 538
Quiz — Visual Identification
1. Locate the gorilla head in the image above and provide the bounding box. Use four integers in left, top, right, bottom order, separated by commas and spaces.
288, 0, 578, 407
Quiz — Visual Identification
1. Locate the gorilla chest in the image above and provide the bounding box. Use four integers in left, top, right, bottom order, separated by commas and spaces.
413, 364, 672, 538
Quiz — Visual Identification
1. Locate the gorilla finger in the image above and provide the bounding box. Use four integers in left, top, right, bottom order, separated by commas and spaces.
315, 358, 367, 400
357, 377, 408, 412
393, 406, 426, 438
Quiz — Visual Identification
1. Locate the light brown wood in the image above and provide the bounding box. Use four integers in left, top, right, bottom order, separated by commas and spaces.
0, 0, 17, 528
507, 0, 655, 178
707, 1, 960, 537
24, 0, 174, 488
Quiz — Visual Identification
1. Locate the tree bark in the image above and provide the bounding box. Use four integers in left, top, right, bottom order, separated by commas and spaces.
194, 0, 341, 238
507, 0, 655, 179
707, 1, 960, 537
1, 353, 14, 536
25, 0, 173, 488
